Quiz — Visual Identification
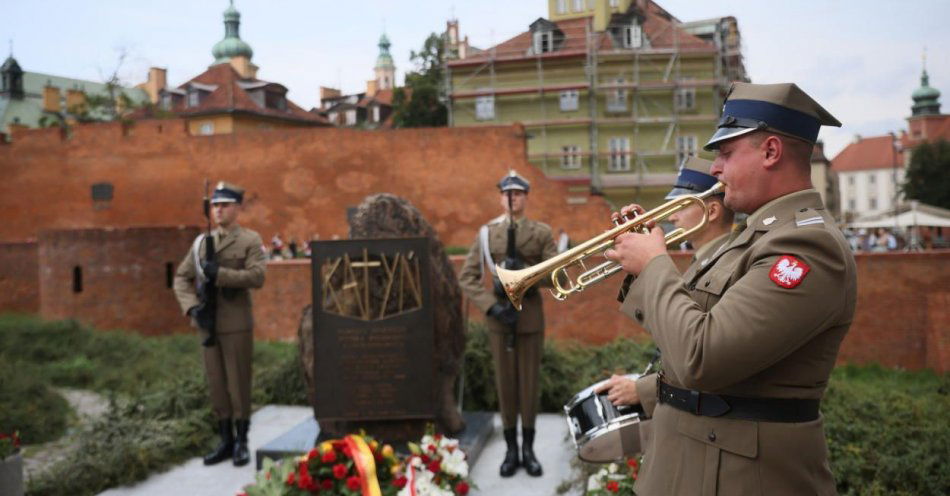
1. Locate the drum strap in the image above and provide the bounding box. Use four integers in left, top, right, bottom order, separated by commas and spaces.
658, 381, 820, 423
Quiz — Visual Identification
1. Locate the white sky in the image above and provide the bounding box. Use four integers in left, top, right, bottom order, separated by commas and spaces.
3, 0, 948, 158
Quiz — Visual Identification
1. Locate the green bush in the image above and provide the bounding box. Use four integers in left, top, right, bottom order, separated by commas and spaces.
0, 360, 70, 444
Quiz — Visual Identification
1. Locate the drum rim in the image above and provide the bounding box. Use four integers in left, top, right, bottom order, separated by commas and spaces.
576, 417, 642, 463
564, 373, 641, 410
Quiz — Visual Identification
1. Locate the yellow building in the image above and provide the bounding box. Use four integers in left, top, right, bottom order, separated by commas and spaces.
447, 0, 746, 206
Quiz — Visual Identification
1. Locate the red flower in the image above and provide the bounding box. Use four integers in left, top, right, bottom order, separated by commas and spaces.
626, 458, 639, 470
434, 434, 443, 441
393, 476, 408, 489
332, 463, 348, 479
321, 479, 334, 490
454, 481, 470, 495
286, 472, 296, 486
265, 471, 271, 480
331, 440, 345, 452
606, 480, 620, 493
307, 448, 319, 461
298, 472, 314, 491
421, 454, 431, 464
427, 444, 438, 453
322, 450, 337, 463
427, 460, 441, 473
346, 476, 361, 490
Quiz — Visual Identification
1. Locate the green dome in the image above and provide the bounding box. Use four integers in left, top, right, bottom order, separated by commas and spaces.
212, 1, 253, 64
375, 33, 394, 69
911, 69, 941, 116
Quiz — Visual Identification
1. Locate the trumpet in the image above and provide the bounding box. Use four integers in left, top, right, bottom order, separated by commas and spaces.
496, 182, 724, 310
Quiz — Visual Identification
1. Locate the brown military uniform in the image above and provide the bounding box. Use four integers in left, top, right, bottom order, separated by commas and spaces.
174, 224, 266, 420
459, 215, 557, 428
634, 231, 730, 453
622, 190, 856, 495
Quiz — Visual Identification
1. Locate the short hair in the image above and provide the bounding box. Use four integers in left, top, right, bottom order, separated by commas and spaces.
747, 132, 813, 171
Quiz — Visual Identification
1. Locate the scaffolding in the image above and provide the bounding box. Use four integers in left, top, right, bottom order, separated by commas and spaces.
445, 4, 746, 204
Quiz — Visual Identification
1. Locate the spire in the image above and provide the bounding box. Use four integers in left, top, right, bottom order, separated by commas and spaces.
376, 33, 394, 69
911, 47, 941, 116
211, 0, 254, 65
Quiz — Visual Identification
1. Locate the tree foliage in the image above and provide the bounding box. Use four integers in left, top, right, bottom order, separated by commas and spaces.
901, 139, 950, 209
392, 32, 447, 128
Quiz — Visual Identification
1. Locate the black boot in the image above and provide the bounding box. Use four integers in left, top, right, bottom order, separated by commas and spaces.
203, 419, 234, 466
521, 428, 543, 477
499, 427, 520, 477
233, 419, 251, 466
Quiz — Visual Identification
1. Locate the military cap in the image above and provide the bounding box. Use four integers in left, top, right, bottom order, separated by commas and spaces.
498, 170, 530, 193
705, 82, 841, 151
210, 181, 245, 204
666, 156, 718, 199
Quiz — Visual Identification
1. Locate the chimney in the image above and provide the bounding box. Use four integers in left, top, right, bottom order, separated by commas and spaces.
320, 86, 341, 108
43, 85, 62, 113
852, 134, 862, 144
366, 80, 378, 97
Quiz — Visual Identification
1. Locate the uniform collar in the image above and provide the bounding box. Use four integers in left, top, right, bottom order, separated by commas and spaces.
745, 189, 823, 232
695, 232, 731, 263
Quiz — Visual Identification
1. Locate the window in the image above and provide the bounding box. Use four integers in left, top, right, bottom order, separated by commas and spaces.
847, 175, 855, 186
345, 110, 357, 125
533, 31, 553, 54
607, 78, 627, 112
187, 90, 200, 108
608, 137, 631, 171
623, 24, 642, 48
609, 0, 619, 6
868, 174, 876, 185
675, 87, 696, 111
198, 122, 214, 135
676, 135, 697, 164
561, 145, 582, 169
372, 106, 381, 122
91, 182, 113, 201
161, 93, 172, 110
869, 198, 878, 210
848, 199, 856, 211
572, 0, 585, 12
476, 95, 495, 120
560, 90, 579, 111
556, 0, 568, 14
73, 266, 83, 293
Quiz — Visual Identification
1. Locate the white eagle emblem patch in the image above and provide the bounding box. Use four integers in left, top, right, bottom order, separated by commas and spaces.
769, 255, 810, 289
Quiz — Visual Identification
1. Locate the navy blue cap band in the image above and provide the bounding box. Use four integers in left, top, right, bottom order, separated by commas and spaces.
721, 99, 821, 143
211, 189, 243, 203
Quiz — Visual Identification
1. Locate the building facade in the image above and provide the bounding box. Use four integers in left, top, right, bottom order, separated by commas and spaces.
446, 0, 747, 206
316, 34, 397, 129
132, 1, 326, 134
832, 64, 948, 221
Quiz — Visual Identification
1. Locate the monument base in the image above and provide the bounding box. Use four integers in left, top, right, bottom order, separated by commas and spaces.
255, 411, 495, 471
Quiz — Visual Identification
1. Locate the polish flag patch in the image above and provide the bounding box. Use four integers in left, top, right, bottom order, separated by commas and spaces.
769, 255, 810, 289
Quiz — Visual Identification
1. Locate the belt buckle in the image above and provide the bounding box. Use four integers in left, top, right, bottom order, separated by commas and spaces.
687, 390, 701, 415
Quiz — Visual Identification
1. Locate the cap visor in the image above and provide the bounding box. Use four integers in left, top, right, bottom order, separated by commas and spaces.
703, 126, 759, 151
664, 187, 696, 200
210, 198, 238, 204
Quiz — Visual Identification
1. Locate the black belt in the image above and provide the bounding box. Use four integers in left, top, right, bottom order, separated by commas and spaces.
658, 381, 820, 423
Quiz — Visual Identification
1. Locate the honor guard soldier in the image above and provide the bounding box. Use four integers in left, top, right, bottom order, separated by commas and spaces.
458, 171, 557, 478
598, 156, 735, 457
173, 181, 266, 467
605, 83, 856, 495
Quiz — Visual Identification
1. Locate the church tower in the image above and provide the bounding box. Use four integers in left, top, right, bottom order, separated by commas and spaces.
374, 34, 396, 91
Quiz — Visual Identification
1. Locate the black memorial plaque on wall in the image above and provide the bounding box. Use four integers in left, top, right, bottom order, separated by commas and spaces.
311, 237, 434, 421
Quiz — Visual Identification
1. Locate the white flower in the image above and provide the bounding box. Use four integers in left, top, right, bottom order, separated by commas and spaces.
440, 448, 469, 478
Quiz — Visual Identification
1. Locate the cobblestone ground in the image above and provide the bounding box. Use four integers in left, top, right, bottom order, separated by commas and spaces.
22, 388, 110, 480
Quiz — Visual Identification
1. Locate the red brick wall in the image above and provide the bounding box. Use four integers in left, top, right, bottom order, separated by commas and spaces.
38, 226, 200, 335
0, 241, 39, 313
0, 121, 613, 247
249, 251, 950, 372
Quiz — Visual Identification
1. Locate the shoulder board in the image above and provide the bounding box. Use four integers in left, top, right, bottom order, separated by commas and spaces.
486, 214, 507, 226
795, 209, 825, 228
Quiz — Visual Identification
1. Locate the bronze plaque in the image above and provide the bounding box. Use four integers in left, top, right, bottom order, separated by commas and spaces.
311, 238, 434, 421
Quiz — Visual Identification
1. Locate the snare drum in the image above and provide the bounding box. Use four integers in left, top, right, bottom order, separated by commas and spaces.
564, 374, 645, 463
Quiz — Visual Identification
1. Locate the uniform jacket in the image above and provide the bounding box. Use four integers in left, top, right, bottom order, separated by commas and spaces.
458, 215, 557, 334
174, 224, 266, 335
623, 190, 856, 496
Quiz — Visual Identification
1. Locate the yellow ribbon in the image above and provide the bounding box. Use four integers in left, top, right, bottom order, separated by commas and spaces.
344, 435, 382, 496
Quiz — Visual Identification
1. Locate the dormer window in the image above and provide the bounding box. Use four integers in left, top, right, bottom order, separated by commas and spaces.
623, 24, 643, 49
187, 90, 200, 108
533, 31, 553, 54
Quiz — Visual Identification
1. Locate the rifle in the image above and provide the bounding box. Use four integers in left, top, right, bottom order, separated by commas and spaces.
194, 179, 218, 347
493, 190, 525, 351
